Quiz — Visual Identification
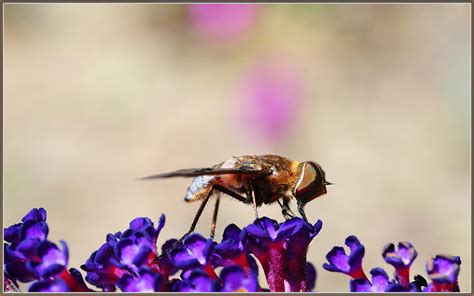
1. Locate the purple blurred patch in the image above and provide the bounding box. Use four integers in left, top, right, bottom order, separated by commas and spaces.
188, 4, 258, 43
237, 60, 304, 144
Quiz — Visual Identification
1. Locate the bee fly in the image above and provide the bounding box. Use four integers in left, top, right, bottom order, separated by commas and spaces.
140, 155, 332, 239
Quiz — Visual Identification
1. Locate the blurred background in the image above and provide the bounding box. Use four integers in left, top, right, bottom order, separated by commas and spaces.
4, 4, 470, 292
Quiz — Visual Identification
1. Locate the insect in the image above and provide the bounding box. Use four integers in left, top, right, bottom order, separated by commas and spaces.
141, 155, 332, 239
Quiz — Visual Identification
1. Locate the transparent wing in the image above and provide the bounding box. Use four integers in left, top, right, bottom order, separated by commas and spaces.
138, 167, 272, 180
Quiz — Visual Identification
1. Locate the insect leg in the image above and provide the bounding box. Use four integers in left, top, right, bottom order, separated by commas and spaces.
248, 183, 259, 220
188, 191, 212, 234
247, 184, 271, 237
297, 200, 309, 223
283, 198, 297, 218
212, 184, 248, 203
211, 184, 270, 236
277, 199, 295, 221
154, 192, 212, 262
210, 195, 221, 239
216, 182, 261, 224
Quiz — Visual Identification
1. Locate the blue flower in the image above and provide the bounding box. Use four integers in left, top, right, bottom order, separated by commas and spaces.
121, 216, 165, 254
220, 265, 258, 292
5, 239, 42, 282
117, 267, 164, 292
27, 240, 68, 278
382, 242, 417, 287
4, 208, 51, 282
6, 207, 464, 293
28, 268, 90, 292
29, 279, 70, 292
212, 224, 258, 277
5, 208, 49, 244
113, 238, 152, 273
81, 233, 125, 291
169, 233, 215, 274
323, 235, 367, 280
81, 215, 168, 291
324, 236, 462, 293
4, 208, 90, 292
171, 269, 220, 292
242, 217, 322, 292
349, 267, 415, 292
424, 255, 461, 292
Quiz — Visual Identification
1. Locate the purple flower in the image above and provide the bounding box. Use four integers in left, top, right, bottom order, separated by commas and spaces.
5, 239, 42, 282
7, 207, 464, 293
114, 216, 166, 272
113, 238, 152, 273
28, 268, 90, 292
382, 242, 417, 287
212, 224, 258, 277
285, 218, 322, 291
237, 60, 304, 144
242, 217, 322, 292
155, 239, 179, 279
424, 255, 461, 292
169, 265, 260, 292
171, 269, 220, 292
323, 235, 368, 280
306, 263, 317, 292
27, 240, 68, 278
4, 208, 90, 292
220, 265, 258, 292
188, 4, 258, 44
117, 267, 164, 292
323, 236, 463, 292
6, 208, 49, 244
122, 216, 165, 254
81, 216, 166, 291
4, 208, 51, 282
81, 233, 125, 291
61, 268, 91, 292
213, 224, 243, 261
169, 233, 216, 278
28, 268, 91, 293
29, 279, 70, 292
349, 267, 414, 292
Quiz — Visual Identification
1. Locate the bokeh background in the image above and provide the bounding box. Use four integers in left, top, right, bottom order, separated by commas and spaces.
4, 4, 470, 292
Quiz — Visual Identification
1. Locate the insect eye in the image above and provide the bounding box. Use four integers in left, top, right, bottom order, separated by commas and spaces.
295, 163, 318, 192
294, 162, 327, 203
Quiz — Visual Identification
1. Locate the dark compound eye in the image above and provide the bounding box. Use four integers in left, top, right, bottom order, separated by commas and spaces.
294, 162, 327, 203
296, 163, 318, 191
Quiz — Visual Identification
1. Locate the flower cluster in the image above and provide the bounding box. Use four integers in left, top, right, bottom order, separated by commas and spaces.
80, 216, 322, 292
323, 235, 461, 292
4, 208, 90, 292
4, 208, 321, 292
4, 208, 462, 293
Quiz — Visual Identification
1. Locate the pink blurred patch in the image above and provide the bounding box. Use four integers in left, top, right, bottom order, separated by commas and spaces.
188, 4, 258, 43
237, 60, 304, 144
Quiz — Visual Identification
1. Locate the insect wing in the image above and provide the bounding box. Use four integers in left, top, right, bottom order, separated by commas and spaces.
139, 167, 272, 180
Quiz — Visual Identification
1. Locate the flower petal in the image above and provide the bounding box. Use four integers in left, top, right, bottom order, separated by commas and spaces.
426, 255, 461, 284
370, 267, 389, 292
29, 279, 70, 292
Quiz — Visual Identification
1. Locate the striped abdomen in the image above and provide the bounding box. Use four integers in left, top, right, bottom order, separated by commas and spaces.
184, 175, 215, 202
